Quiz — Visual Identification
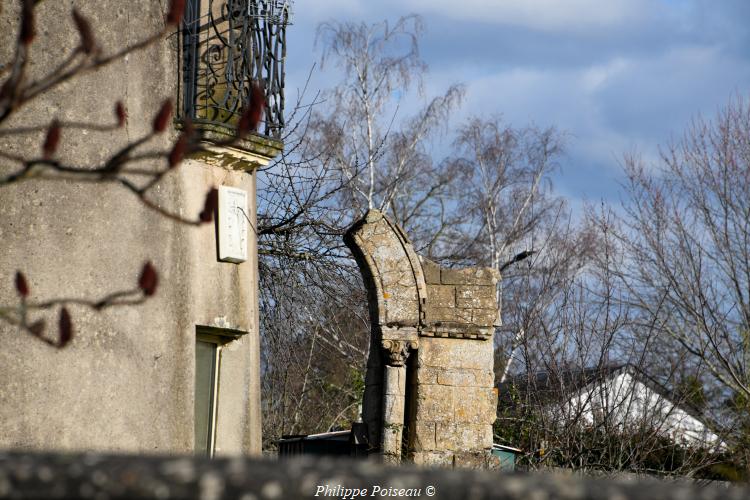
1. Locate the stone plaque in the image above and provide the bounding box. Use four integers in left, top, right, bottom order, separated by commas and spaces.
218, 186, 248, 263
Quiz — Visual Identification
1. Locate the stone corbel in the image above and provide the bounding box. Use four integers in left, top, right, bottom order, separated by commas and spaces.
381, 340, 418, 367
186, 125, 283, 172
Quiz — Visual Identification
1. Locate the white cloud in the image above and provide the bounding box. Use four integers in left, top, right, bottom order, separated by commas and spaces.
394, 0, 651, 32
580, 59, 632, 93
290, 0, 368, 23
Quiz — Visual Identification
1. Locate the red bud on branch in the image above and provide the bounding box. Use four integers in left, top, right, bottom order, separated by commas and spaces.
15, 271, 29, 298
166, 0, 186, 26
138, 262, 159, 296
199, 188, 218, 223
20, 0, 35, 45
115, 101, 127, 127
183, 117, 194, 137
237, 81, 265, 138
58, 308, 73, 348
42, 120, 61, 159
153, 100, 173, 133
72, 9, 96, 54
168, 133, 188, 169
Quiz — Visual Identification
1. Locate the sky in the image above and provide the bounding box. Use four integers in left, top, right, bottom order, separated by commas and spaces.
283, 0, 750, 215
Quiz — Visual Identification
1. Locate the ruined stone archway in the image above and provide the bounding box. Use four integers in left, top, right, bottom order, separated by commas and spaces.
345, 210, 501, 467
344, 210, 424, 462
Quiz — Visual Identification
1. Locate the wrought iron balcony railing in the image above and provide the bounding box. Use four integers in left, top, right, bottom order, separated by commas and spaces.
179, 0, 291, 140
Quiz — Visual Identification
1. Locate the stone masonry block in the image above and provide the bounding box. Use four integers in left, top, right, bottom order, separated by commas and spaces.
420, 258, 441, 285
410, 451, 454, 467
436, 369, 476, 387
418, 337, 494, 370
414, 384, 453, 419
453, 387, 497, 425
415, 366, 439, 385
428, 285, 456, 308
382, 423, 403, 456
424, 306, 472, 324
453, 450, 502, 470
456, 285, 496, 309
441, 267, 498, 286
472, 308, 498, 327
473, 369, 496, 388
436, 423, 493, 452
411, 422, 437, 451
419, 367, 493, 387
443, 368, 495, 388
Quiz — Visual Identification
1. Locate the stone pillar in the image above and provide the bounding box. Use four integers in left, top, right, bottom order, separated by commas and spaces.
380, 340, 415, 464
409, 258, 499, 468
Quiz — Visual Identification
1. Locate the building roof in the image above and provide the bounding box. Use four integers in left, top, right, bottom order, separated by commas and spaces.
497, 363, 708, 424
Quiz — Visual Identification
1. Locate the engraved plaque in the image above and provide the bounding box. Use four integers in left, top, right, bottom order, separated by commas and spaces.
218, 186, 248, 263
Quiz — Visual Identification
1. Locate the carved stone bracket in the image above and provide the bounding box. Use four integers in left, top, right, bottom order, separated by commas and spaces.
381, 340, 417, 367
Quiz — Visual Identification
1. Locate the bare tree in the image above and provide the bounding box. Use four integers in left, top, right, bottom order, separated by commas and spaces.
437, 117, 566, 382
258, 15, 469, 445
596, 97, 750, 466
496, 215, 726, 478
312, 16, 464, 224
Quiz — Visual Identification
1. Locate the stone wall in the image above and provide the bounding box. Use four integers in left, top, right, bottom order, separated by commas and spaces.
1, 451, 745, 500
420, 258, 498, 336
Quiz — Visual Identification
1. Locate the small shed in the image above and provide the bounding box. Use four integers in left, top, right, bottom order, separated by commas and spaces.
278, 423, 369, 458
491, 444, 522, 471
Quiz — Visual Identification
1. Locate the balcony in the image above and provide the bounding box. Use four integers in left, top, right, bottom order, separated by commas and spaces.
179, 0, 291, 142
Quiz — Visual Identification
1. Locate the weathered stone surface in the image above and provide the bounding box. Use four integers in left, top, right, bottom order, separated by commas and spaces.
383, 365, 406, 396
456, 285, 495, 309
3, 451, 749, 499
429, 285, 457, 308
414, 384, 454, 419
382, 339, 416, 368
411, 422, 437, 450
410, 450, 454, 467
418, 337, 494, 370
428, 368, 494, 388
472, 308, 498, 327
380, 326, 419, 343
436, 369, 476, 387
436, 423, 493, 452
423, 324, 493, 340
453, 450, 502, 470
453, 387, 497, 425
474, 369, 495, 388
420, 257, 442, 285
415, 367, 439, 385
382, 364, 408, 461
344, 210, 427, 329
424, 306, 473, 324
441, 267, 499, 286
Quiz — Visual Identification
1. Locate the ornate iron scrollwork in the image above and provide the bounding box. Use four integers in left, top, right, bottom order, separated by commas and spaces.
180, 0, 290, 139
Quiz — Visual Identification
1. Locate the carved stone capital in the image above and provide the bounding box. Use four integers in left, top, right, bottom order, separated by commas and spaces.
381, 340, 417, 366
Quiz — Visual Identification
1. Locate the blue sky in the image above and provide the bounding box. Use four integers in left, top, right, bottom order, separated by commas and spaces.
284, 0, 750, 214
